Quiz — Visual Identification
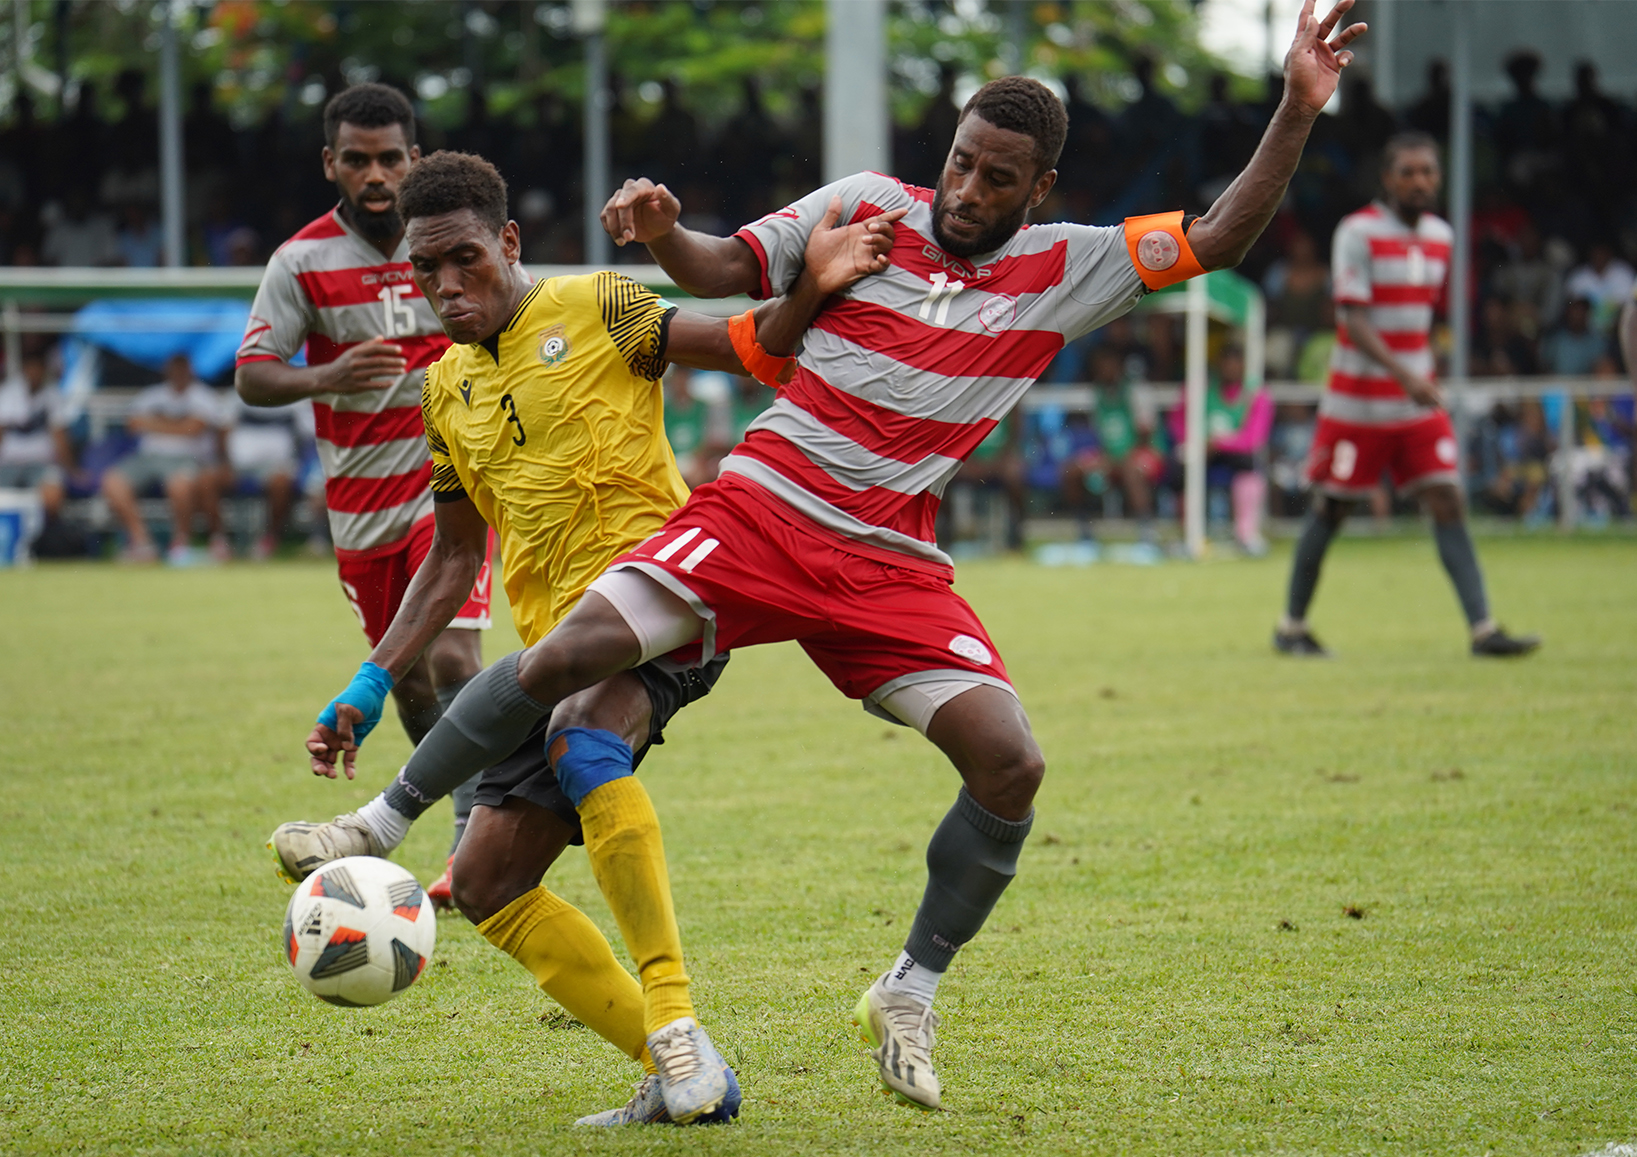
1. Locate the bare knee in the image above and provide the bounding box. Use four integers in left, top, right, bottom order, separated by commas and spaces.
978, 743, 1045, 819
425, 628, 484, 688
451, 853, 521, 926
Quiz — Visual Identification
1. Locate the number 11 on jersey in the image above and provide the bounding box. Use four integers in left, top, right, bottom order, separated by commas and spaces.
919, 272, 964, 326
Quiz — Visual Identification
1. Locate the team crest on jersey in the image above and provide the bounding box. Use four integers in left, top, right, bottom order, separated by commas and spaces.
948, 634, 993, 666
1136, 230, 1180, 272
978, 294, 1016, 333
538, 325, 572, 367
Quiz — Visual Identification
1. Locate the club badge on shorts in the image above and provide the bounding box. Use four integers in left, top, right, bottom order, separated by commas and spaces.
538, 324, 572, 367
1136, 230, 1181, 272
949, 634, 993, 666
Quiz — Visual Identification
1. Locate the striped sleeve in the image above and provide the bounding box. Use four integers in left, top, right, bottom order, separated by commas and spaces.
237, 250, 315, 365
593, 272, 674, 381
422, 371, 464, 500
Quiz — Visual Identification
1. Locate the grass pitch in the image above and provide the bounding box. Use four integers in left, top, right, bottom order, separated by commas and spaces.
1, 536, 1633, 1156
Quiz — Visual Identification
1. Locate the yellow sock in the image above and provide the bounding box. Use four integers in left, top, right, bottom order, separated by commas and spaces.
577, 776, 695, 1034
478, 886, 656, 1073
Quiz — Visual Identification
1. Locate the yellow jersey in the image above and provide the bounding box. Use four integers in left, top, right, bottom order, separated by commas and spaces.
422, 272, 690, 647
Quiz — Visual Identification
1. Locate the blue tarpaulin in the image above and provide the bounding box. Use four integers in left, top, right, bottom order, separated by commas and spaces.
67, 298, 252, 381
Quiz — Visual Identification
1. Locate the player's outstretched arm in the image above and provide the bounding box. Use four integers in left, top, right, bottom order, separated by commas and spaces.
235, 338, 409, 406
305, 494, 488, 779
600, 177, 762, 298
1186, 0, 1365, 271
660, 198, 901, 375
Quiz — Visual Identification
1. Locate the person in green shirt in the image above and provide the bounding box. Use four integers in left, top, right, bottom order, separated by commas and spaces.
1061, 343, 1161, 541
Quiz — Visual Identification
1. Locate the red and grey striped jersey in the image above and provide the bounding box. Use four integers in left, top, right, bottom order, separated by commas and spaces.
236, 208, 451, 558
730, 171, 1152, 571
1326, 201, 1452, 426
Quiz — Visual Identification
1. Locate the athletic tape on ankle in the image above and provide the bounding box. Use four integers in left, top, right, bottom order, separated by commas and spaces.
547, 727, 635, 807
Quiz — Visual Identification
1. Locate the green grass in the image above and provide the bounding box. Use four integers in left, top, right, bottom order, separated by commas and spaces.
1, 537, 1633, 1156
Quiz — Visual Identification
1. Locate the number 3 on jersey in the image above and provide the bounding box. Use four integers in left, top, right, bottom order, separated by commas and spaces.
500, 393, 527, 446
919, 272, 964, 326
377, 284, 415, 337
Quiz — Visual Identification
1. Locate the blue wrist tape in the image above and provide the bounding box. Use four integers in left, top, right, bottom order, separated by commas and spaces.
317, 661, 395, 744
546, 727, 635, 807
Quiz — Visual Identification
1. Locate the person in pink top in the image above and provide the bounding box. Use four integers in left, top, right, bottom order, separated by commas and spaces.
1166, 344, 1274, 553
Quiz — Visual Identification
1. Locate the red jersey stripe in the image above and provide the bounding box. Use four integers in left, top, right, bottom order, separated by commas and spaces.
1370, 284, 1439, 305
779, 367, 998, 464
325, 463, 433, 514
1328, 372, 1410, 398
312, 402, 426, 448
295, 267, 423, 309
1366, 237, 1453, 258
884, 224, 1070, 297
287, 211, 347, 244
812, 299, 1063, 381
735, 432, 941, 540
1336, 329, 1430, 352
307, 332, 449, 369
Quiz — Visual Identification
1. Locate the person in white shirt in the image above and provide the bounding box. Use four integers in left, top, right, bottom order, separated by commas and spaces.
1563, 240, 1635, 333
101, 352, 231, 564
222, 394, 311, 559
0, 349, 72, 521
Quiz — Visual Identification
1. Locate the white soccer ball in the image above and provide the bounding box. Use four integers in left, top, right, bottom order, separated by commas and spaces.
282, 856, 436, 1007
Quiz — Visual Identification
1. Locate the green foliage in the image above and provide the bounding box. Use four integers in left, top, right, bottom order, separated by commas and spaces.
4, 0, 1249, 137
1, 537, 1633, 1154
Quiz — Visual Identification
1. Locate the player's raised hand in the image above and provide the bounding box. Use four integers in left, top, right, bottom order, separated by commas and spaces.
803, 196, 908, 296
1283, 0, 1366, 115
324, 337, 407, 394
601, 178, 682, 247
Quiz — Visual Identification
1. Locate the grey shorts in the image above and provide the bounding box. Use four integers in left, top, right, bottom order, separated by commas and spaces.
471, 653, 731, 843
0, 462, 63, 490
115, 453, 205, 492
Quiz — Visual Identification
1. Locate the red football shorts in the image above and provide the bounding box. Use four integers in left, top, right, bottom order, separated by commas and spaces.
608, 474, 1012, 703
1305, 410, 1460, 497
336, 514, 494, 646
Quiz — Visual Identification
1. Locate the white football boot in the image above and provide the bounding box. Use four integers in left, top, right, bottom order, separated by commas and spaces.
268, 813, 384, 884
853, 976, 942, 1110
645, 1016, 731, 1123
574, 1065, 741, 1126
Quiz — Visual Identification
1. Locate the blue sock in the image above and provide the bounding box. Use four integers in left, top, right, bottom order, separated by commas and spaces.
547, 728, 635, 807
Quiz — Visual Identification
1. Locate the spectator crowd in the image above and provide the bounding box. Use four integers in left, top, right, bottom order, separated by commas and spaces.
1, 50, 1634, 559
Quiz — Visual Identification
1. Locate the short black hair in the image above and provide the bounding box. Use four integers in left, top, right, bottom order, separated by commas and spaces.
398, 150, 509, 234
958, 76, 1068, 176
1382, 130, 1439, 171
323, 82, 416, 149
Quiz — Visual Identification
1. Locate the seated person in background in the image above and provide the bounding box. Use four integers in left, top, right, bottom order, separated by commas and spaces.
1542, 296, 1607, 376
0, 348, 72, 527
1166, 344, 1274, 553
1061, 344, 1160, 542
223, 392, 310, 559
101, 351, 230, 564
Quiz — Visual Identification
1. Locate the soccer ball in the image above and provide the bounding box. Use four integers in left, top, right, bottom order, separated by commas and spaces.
282, 856, 436, 1007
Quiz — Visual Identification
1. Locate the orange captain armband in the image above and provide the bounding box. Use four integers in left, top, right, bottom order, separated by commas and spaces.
728, 309, 796, 388
1123, 210, 1207, 291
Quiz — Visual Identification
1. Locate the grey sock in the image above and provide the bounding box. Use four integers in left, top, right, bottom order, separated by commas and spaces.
435, 675, 482, 854
1286, 513, 1339, 622
397, 702, 443, 747
383, 653, 546, 820
1433, 520, 1490, 627
902, 788, 1033, 973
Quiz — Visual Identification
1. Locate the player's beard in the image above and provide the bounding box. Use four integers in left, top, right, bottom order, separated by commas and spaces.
930, 185, 1029, 259
342, 191, 404, 244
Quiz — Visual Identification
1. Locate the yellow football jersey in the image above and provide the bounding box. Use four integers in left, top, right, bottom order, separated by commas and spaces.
422, 272, 691, 647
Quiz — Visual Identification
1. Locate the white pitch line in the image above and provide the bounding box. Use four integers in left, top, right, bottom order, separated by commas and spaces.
1580, 1144, 1637, 1157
